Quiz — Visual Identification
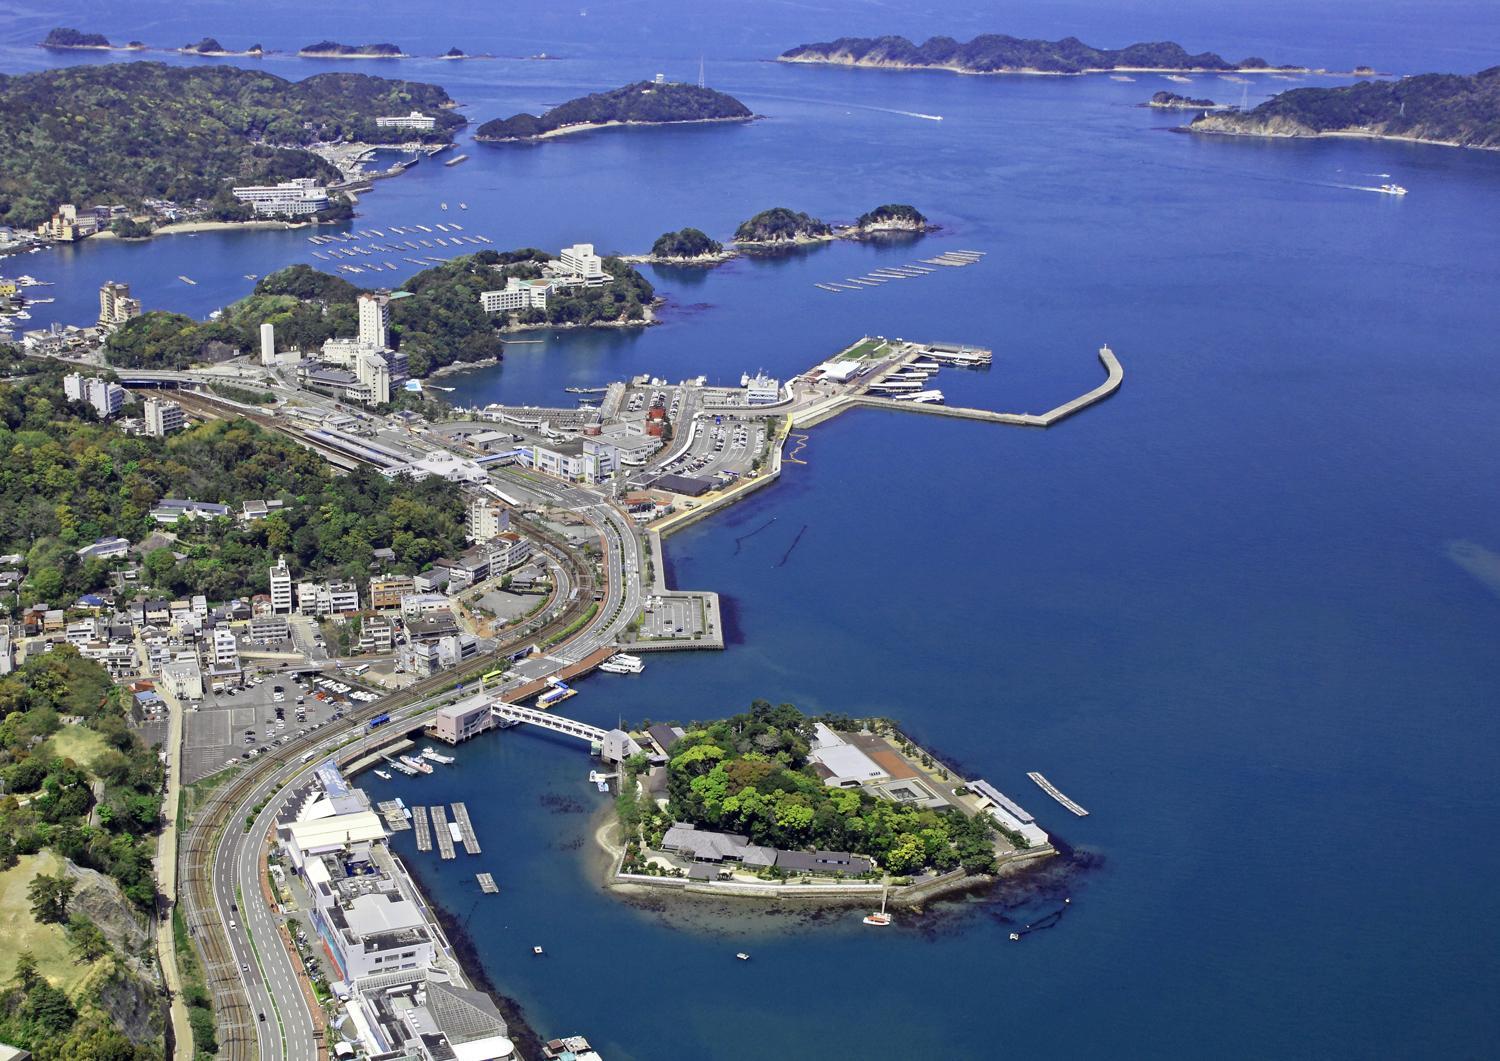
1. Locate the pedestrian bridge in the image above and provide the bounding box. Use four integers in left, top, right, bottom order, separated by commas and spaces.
490, 703, 605, 744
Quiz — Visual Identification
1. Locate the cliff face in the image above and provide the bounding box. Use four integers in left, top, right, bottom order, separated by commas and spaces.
1189, 67, 1500, 148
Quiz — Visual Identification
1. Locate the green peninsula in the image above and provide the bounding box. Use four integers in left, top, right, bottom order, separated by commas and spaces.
779, 34, 1292, 75
0, 62, 463, 228
1190, 67, 1500, 149
105, 253, 656, 377
475, 81, 754, 142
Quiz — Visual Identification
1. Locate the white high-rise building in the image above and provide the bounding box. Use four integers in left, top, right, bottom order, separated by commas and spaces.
358, 291, 390, 350
269, 555, 293, 614
98, 280, 141, 328
64, 373, 85, 402
143, 396, 186, 436
559, 243, 604, 282
211, 626, 239, 671
260, 322, 276, 364
467, 496, 510, 542
64, 373, 125, 419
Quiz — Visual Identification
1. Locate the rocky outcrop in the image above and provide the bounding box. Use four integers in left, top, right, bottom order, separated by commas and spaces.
62, 861, 153, 965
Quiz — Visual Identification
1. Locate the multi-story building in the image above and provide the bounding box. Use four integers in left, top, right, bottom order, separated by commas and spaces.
357, 291, 390, 349
269, 555, 294, 614
358, 614, 394, 653
38, 203, 99, 242
558, 243, 605, 284
368, 575, 415, 610
63, 373, 126, 419
98, 280, 141, 328
489, 532, 531, 572
161, 655, 204, 700
479, 277, 552, 313
143, 396, 186, 436
467, 496, 510, 542
744, 371, 781, 404
248, 615, 290, 643
375, 110, 437, 130
297, 580, 361, 616
230, 178, 330, 217
210, 626, 239, 671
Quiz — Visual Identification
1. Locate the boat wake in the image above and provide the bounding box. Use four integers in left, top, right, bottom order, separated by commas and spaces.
739, 90, 942, 122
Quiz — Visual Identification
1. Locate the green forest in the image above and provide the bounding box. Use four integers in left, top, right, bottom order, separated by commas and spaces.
1194, 67, 1500, 149
646, 701, 999, 876
476, 81, 752, 141
107, 254, 656, 376
0, 62, 463, 227
780, 33, 1283, 74
855, 203, 928, 228
0, 363, 468, 606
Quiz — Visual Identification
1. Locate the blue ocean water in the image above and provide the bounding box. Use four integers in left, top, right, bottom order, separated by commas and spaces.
5, 2, 1500, 1056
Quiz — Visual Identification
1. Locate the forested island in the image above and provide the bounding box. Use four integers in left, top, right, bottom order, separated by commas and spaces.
734, 207, 834, 244
105, 253, 655, 377
649, 228, 726, 261
617, 702, 1007, 882
1189, 67, 1500, 149
1146, 90, 1219, 109
0, 62, 463, 229
0, 358, 469, 605
855, 203, 931, 232
475, 81, 754, 142
779, 33, 1294, 75
180, 37, 263, 56
38, 27, 140, 51
299, 41, 406, 58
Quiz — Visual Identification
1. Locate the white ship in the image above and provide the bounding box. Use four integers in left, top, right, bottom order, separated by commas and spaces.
1378, 183, 1408, 196
421, 747, 456, 764
598, 653, 645, 675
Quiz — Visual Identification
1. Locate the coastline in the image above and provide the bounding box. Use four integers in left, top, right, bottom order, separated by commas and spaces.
477, 114, 758, 144
1184, 123, 1499, 152
91, 218, 318, 242
775, 56, 1344, 78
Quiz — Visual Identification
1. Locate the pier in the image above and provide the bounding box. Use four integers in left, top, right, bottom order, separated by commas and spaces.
476, 873, 499, 894
431, 805, 456, 860
1028, 772, 1090, 816
413, 805, 432, 852
451, 802, 482, 855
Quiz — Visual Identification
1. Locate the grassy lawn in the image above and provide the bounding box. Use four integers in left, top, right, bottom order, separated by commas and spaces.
41, 725, 113, 772
839, 338, 887, 360
0, 851, 91, 991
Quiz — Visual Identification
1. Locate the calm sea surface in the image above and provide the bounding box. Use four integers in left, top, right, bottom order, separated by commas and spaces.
5, 2, 1500, 1056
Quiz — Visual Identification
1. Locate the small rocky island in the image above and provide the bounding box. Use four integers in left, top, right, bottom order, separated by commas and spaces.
854, 203, 931, 233
1146, 90, 1219, 109
40, 27, 142, 51
628, 204, 933, 264
475, 81, 755, 142
650, 227, 726, 262
180, 37, 263, 56
734, 207, 834, 245
779, 33, 1296, 75
299, 40, 406, 58
1189, 67, 1500, 150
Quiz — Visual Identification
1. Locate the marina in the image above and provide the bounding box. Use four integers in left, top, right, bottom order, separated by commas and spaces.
376, 798, 414, 831
1028, 771, 1090, 816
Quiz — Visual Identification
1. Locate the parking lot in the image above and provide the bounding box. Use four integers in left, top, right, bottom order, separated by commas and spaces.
638, 593, 708, 642
656, 415, 768, 485
181, 671, 367, 783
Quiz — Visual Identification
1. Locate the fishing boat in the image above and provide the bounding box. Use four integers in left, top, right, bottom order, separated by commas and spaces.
421, 747, 455, 764
400, 754, 433, 775
735, 952, 750, 961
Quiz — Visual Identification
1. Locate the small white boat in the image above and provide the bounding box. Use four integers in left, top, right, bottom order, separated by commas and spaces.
863, 885, 893, 926
1009, 932, 1021, 941
1378, 183, 1408, 196
735, 952, 750, 961
374, 769, 392, 780
532, 945, 544, 955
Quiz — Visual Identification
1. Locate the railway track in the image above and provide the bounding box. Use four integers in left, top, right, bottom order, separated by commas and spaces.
178, 513, 597, 1055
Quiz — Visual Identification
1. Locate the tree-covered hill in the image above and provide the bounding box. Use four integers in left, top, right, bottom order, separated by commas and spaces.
779, 33, 1288, 74
300, 41, 405, 57
0, 62, 463, 227
39, 27, 114, 49
0, 362, 468, 604
854, 203, 928, 230
106, 254, 656, 376
476, 81, 753, 141
1190, 67, 1500, 149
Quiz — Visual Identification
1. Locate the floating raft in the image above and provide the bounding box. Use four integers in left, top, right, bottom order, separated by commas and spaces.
1027, 771, 1089, 816
431, 805, 456, 859
413, 805, 432, 851
376, 800, 412, 831
477, 873, 498, 894
451, 802, 481, 855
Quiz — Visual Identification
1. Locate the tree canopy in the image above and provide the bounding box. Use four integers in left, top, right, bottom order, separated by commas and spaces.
477, 81, 751, 141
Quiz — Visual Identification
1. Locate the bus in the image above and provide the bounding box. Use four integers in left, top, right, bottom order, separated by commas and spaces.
350, 664, 371, 677
367, 713, 391, 731
480, 668, 507, 689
